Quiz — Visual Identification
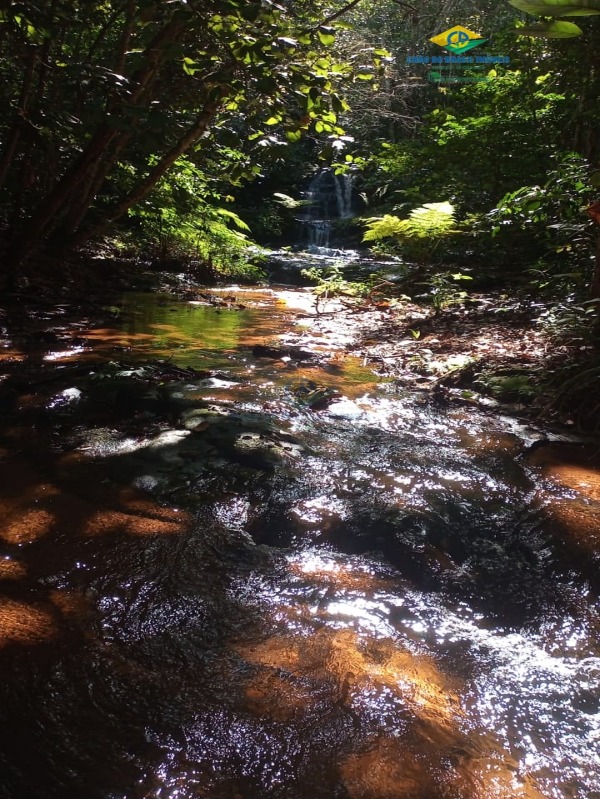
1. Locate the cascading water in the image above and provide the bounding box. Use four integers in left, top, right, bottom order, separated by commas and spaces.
334, 169, 353, 219
299, 168, 354, 250
267, 168, 401, 286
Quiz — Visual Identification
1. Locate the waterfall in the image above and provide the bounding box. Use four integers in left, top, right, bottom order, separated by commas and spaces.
334, 172, 353, 219
306, 220, 332, 248
299, 169, 354, 250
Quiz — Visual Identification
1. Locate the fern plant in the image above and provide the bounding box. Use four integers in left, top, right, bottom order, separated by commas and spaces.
127, 156, 262, 279
362, 201, 457, 262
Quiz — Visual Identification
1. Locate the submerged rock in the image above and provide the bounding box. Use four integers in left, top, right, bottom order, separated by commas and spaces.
252, 343, 318, 362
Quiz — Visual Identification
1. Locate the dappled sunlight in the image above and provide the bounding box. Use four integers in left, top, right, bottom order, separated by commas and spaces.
529, 444, 600, 555
0, 449, 190, 546
83, 327, 158, 346
540, 498, 600, 553
237, 627, 462, 726
0, 458, 60, 543
448, 752, 550, 799
56, 453, 191, 537
1, 509, 55, 545
529, 443, 600, 500
0, 557, 26, 580
340, 738, 438, 799
0, 599, 56, 646
0, 349, 25, 363
338, 735, 544, 799
0, 286, 598, 798
82, 506, 186, 537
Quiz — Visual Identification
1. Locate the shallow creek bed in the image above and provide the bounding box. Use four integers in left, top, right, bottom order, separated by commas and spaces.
0, 286, 598, 799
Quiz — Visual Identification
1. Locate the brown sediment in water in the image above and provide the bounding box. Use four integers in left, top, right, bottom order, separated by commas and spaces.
449, 752, 551, 799
0, 558, 26, 580
237, 628, 462, 724
0, 452, 190, 545
0, 598, 57, 646
528, 444, 600, 554
0, 287, 596, 798
244, 670, 314, 723
339, 719, 550, 799
238, 624, 550, 799
340, 738, 439, 799
542, 496, 600, 554
0, 350, 25, 363
528, 444, 600, 500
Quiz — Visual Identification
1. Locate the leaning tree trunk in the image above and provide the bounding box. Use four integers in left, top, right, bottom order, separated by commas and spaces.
66, 91, 228, 251
4, 16, 186, 271
0, 45, 38, 191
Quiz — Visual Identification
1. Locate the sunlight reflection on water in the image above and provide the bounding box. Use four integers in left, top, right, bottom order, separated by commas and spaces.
243, 549, 600, 798
3, 286, 600, 799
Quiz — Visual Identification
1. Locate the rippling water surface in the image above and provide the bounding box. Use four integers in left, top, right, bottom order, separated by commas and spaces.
0, 288, 599, 799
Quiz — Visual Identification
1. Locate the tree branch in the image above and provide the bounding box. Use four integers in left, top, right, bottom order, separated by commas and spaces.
319, 0, 364, 27
312, 0, 417, 31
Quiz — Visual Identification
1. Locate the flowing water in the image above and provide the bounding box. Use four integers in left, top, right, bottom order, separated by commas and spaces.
299, 169, 355, 249
0, 286, 599, 799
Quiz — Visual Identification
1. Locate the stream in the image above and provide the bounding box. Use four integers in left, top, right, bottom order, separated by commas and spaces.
0, 284, 599, 799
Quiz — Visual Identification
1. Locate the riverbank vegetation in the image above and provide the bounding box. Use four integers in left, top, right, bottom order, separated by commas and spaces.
1, 0, 600, 427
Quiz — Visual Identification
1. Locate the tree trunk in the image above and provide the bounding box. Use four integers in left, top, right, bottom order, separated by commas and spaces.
4, 16, 186, 268
0, 46, 39, 191
68, 91, 227, 250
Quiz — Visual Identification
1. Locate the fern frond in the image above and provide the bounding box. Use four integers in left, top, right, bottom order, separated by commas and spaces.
213, 207, 251, 231
362, 202, 456, 243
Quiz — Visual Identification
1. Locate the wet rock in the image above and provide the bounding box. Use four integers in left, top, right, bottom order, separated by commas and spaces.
326, 398, 364, 419
252, 343, 317, 361
179, 407, 218, 430
293, 382, 341, 409
85, 405, 309, 500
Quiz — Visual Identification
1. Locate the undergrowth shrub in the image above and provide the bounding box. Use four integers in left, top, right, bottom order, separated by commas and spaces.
362, 201, 457, 262
126, 156, 264, 280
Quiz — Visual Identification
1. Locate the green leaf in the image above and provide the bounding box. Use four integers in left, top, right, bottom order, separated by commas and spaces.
317, 27, 336, 46
518, 20, 584, 35
509, 0, 600, 14
330, 96, 343, 115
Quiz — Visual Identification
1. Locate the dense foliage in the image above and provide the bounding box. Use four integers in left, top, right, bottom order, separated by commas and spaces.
333, 1, 600, 303
2, 0, 600, 322
0, 0, 363, 281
